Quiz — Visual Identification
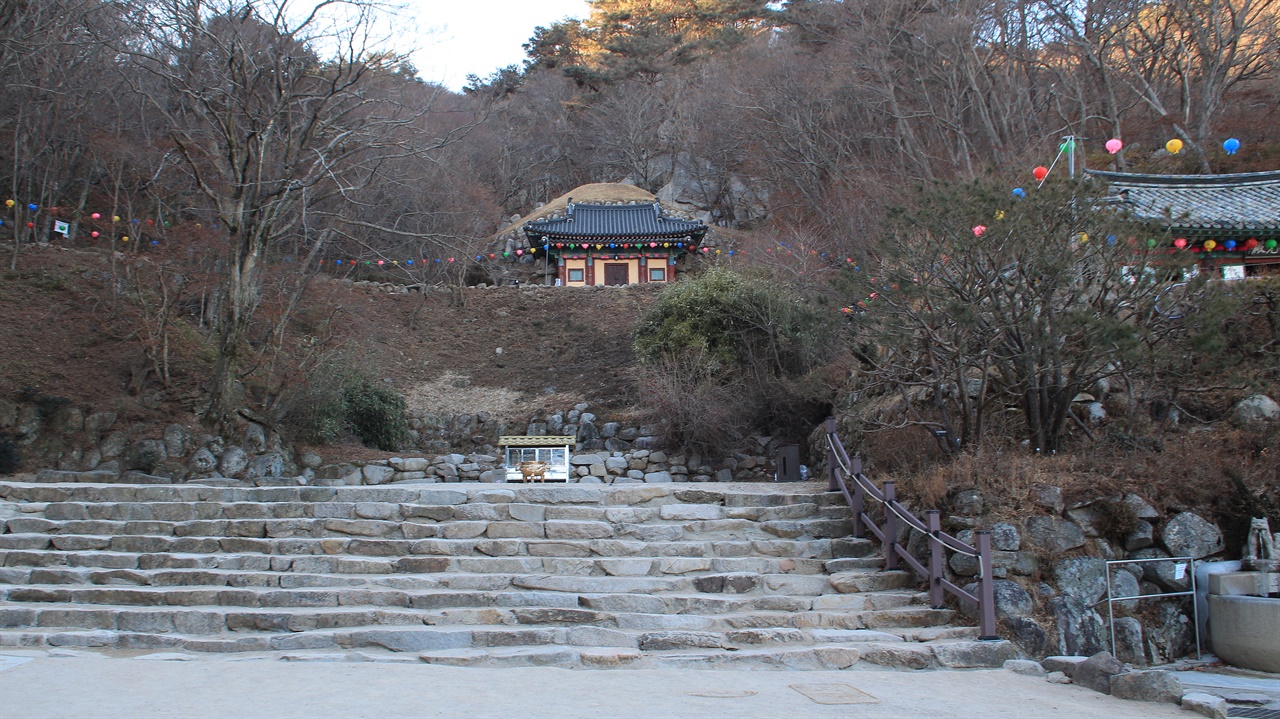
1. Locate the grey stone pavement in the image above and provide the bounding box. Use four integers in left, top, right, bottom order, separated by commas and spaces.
0, 651, 1188, 719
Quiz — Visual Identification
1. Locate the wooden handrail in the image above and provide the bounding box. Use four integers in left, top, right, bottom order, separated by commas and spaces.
824, 417, 998, 640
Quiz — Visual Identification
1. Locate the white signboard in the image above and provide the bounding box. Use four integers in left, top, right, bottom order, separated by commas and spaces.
1221, 265, 1246, 281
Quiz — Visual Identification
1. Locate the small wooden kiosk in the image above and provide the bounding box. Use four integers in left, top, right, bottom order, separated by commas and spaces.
498, 435, 575, 483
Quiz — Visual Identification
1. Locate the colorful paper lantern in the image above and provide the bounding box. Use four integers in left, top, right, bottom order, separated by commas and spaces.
1223, 138, 1240, 155
377, 260, 384, 265
4, 199, 12, 207
1012, 188, 1026, 198
1106, 235, 1117, 246
972, 225, 986, 237
121, 236, 129, 242
1105, 139, 1123, 154
1165, 139, 1183, 154
91, 231, 99, 238
1245, 239, 1259, 250
112, 215, 120, 222
1266, 239, 1278, 250
1033, 166, 1048, 181
26, 221, 34, 228
1174, 238, 1187, 249
1204, 240, 1217, 251
27, 203, 37, 212
1225, 240, 1237, 251
91, 212, 100, 219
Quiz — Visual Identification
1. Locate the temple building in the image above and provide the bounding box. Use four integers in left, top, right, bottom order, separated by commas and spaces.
523, 200, 708, 286
1088, 169, 1280, 278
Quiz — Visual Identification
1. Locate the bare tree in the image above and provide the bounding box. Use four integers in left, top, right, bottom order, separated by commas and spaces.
115, 0, 470, 429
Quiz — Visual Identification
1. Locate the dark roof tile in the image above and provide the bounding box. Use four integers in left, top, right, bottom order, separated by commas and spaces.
525, 203, 707, 240
1086, 170, 1280, 233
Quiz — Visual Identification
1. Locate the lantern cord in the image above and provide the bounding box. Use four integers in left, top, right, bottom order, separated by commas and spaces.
1038, 144, 1067, 189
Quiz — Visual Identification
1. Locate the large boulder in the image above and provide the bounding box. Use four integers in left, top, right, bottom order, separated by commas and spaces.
1047, 595, 1106, 656
990, 522, 1021, 551
125, 440, 168, 473
1112, 616, 1145, 665
1025, 516, 1086, 553
1161, 512, 1224, 559
1109, 670, 1182, 704
1000, 615, 1048, 657
245, 451, 286, 481
1072, 651, 1128, 694
218, 446, 249, 477
162, 424, 191, 459
1055, 557, 1108, 604
962, 579, 1033, 619
1230, 394, 1279, 427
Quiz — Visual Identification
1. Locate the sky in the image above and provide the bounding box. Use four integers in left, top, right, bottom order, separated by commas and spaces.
406, 0, 591, 90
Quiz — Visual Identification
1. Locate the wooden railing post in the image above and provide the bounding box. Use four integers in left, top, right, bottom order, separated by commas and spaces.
976, 530, 998, 640
850, 455, 864, 538
824, 417, 839, 493
882, 482, 898, 570
927, 510, 944, 609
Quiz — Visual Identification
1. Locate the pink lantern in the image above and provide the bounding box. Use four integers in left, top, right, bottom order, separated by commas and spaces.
90, 231, 99, 238
90, 212, 101, 220
515, 249, 523, 255
1105, 139, 1123, 154
1174, 238, 1187, 249
973, 225, 987, 237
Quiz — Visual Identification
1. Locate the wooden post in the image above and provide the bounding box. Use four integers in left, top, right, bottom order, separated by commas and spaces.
883, 482, 898, 570
825, 417, 838, 493
851, 460, 865, 539
927, 510, 944, 609
977, 530, 998, 639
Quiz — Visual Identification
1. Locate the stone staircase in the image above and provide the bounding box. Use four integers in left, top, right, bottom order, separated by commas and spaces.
0, 480, 1016, 669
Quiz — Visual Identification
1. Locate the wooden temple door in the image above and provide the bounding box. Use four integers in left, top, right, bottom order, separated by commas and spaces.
603, 263, 629, 286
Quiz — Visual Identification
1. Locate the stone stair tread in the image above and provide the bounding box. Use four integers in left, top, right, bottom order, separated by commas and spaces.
0, 536, 863, 560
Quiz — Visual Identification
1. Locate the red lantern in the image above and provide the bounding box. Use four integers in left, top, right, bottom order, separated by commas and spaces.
489, 253, 495, 259
1246, 238, 1259, 250
1033, 166, 1049, 181
26, 222, 33, 228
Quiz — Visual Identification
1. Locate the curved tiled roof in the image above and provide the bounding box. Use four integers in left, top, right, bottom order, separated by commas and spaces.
1087, 169, 1280, 235
525, 202, 707, 241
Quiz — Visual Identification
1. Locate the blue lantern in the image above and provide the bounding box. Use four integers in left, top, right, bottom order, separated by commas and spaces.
1012, 188, 1026, 198
1223, 138, 1241, 155
1225, 240, 1237, 251
27, 203, 37, 212
335, 259, 342, 264
406, 259, 413, 265
1106, 235, 1117, 246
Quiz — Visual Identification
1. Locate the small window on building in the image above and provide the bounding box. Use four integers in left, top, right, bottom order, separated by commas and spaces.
568, 268, 584, 282
649, 267, 666, 282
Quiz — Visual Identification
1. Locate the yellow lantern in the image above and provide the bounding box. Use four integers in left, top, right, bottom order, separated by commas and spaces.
1077, 233, 1089, 244
1204, 240, 1217, 251
1165, 139, 1183, 154
4, 199, 13, 207
994, 210, 1005, 221
112, 215, 120, 222
121, 236, 129, 242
